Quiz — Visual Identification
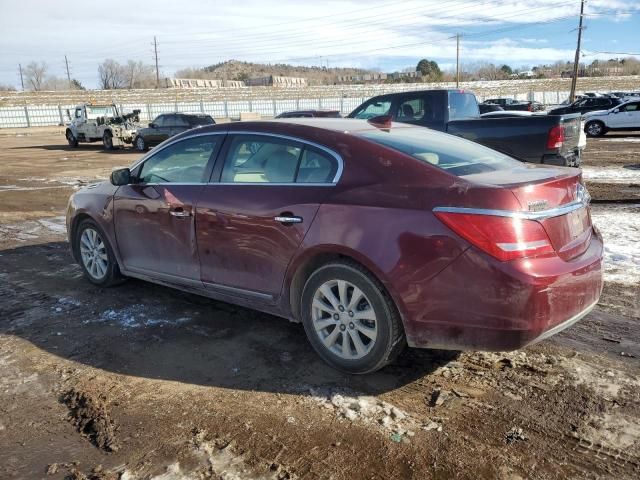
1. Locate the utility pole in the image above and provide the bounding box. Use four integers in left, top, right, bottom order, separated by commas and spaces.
153, 36, 160, 88
456, 33, 460, 87
18, 63, 24, 91
569, 0, 585, 102
64, 55, 72, 89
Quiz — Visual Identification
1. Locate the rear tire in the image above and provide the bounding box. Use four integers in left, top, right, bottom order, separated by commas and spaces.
585, 121, 606, 137
66, 130, 78, 147
103, 131, 114, 150
300, 260, 405, 374
75, 219, 124, 287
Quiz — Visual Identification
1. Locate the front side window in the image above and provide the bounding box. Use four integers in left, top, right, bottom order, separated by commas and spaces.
221, 135, 302, 183
138, 135, 219, 183
351, 98, 392, 119
621, 102, 640, 112
152, 115, 165, 127
359, 127, 521, 177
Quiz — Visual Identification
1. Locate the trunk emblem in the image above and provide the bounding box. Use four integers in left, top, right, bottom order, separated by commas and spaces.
528, 200, 548, 212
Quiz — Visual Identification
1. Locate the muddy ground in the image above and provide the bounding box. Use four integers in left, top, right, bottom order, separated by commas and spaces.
0, 129, 638, 480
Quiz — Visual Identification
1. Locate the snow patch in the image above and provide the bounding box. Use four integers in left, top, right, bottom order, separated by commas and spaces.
95, 304, 191, 329
591, 205, 640, 284
306, 386, 436, 437
599, 138, 640, 143
0, 216, 66, 241
581, 165, 640, 184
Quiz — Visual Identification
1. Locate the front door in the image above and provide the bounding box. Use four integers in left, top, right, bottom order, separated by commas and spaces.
619, 101, 640, 128
195, 133, 341, 299
113, 134, 222, 282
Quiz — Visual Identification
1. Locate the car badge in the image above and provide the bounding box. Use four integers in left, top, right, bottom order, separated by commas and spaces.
528, 200, 548, 212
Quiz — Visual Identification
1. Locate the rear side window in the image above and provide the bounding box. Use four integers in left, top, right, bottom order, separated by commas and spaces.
448, 93, 479, 120
172, 115, 190, 127
220, 135, 338, 184
297, 147, 338, 183
221, 135, 302, 183
190, 116, 214, 126
359, 127, 521, 177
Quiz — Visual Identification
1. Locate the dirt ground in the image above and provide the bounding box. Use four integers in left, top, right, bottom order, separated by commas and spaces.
0, 129, 638, 480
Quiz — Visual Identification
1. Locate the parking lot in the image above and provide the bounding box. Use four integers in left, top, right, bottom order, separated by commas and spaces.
0, 128, 638, 479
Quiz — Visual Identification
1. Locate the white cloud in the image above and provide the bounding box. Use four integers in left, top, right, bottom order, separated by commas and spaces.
0, 0, 637, 88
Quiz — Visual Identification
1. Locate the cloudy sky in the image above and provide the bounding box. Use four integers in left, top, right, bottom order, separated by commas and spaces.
0, 0, 638, 88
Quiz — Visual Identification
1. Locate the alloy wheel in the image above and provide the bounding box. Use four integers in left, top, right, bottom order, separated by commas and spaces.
311, 279, 378, 360
79, 227, 109, 280
587, 123, 602, 136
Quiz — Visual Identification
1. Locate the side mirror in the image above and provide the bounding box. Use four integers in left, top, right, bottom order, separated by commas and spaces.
613, 109, 620, 113
110, 168, 131, 186
149, 123, 157, 128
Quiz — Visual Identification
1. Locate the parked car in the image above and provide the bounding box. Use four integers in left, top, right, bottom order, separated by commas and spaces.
582, 100, 640, 137
276, 110, 341, 118
133, 113, 215, 151
478, 103, 503, 114
67, 118, 603, 373
349, 89, 582, 166
482, 98, 533, 111
547, 96, 623, 116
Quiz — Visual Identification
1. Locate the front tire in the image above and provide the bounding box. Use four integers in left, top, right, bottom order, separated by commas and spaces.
300, 261, 405, 374
103, 131, 114, 150
585, 121, 606, 137
66, 130, 78, 147
134, 135, 147, 152
75, 219, 123, 287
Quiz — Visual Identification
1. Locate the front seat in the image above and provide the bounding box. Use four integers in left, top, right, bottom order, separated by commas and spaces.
401, 104, 415, 119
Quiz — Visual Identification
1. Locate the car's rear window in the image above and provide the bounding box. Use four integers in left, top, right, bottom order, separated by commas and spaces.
359, 127, 522, 176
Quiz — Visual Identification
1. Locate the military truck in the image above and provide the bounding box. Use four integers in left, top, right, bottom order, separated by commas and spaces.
65, 103, 141, 150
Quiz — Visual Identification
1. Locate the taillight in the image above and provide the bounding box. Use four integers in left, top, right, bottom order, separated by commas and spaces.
434, 212, 555, 261
528, 103, 532, 111
546, 125, 565, 149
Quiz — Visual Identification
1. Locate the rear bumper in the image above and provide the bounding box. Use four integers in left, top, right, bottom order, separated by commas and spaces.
542, 152, 581, 167
403, 228, 603, 351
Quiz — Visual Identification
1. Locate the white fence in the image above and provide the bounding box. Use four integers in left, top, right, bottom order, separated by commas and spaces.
0, 90, 573, 129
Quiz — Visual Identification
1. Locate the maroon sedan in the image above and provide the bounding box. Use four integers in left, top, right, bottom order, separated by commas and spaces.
67, 118, 603, 373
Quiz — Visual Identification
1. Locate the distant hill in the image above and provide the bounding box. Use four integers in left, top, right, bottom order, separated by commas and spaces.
175, 60, 378, 85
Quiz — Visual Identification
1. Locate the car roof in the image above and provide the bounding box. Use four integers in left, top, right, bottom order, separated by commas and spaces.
180, 118, 417, 139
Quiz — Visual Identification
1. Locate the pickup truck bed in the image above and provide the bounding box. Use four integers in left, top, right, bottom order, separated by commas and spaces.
348, 90, 582, 167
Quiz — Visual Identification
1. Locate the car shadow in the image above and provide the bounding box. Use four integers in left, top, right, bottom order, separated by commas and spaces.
0, 241, 458, 396
9, 144, 140, 154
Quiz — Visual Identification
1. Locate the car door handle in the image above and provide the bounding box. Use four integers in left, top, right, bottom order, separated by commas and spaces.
170, 208, 192, 218
274, 215, 303, 224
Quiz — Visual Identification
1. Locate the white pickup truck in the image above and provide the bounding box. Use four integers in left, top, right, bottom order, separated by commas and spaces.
65, 103, 141, 150
583, 100, 640, 137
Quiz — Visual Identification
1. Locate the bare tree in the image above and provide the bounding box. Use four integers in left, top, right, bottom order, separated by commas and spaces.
24, 61, 48, 91
0, 83, 16, 91
123, 60, 156, 89
98, 59, 126, 89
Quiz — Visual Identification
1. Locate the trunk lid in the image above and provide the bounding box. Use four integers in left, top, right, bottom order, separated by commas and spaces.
464, 165, 592, 260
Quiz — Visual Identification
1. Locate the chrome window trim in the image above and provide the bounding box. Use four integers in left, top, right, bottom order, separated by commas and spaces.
129, 130, 344, 186
433, 199, 588, 221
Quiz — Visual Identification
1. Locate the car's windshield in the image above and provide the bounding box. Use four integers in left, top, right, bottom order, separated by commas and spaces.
359, 127, 522, 177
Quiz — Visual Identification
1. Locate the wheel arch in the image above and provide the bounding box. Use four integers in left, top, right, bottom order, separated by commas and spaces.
284, 246, 408, 331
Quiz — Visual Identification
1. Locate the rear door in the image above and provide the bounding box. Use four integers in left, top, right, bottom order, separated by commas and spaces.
195, 132, 341, 299
113, 134, 222, 282
394, 91, 446, 130
171, 114, 191, 137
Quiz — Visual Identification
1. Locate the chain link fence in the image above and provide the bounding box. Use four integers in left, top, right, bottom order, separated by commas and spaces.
0, 90, 572, 129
